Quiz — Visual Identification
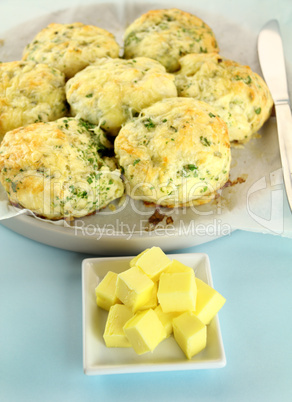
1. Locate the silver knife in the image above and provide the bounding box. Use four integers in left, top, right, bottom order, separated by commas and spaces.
258, 19, 292, 212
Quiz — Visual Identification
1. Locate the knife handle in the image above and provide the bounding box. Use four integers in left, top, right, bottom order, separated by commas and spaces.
275, 102, 292, 210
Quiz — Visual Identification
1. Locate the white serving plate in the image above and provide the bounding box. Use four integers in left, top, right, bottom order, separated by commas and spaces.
82, 253, 226, 375
0, 2, 287, 254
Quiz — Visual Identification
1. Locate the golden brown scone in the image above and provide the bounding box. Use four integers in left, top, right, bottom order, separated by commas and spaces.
22, 22, 120, 79
0, 118, 124, 220
66, 57, 177, 135
114, 97, 230, 207
123, 8, 219, 72
175, 53, 273, 143
0, 61, 66, 143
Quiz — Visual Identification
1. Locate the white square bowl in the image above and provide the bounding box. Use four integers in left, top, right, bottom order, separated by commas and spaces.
82, 253, 226, 375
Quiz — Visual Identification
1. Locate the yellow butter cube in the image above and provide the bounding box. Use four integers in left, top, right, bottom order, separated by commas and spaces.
164, 259, 193, 274
193, 278, 226, 325
157, 271, 197, 313
103, 304, 134, 348
173, 311, 207, 359
154, 305, 181, 337
135, 246, 172, 281
123, 309, 167, 355
129, 249, 149, 267
139, 282, 158, 311
95, 271, 120, 311
116, 266, 154, 312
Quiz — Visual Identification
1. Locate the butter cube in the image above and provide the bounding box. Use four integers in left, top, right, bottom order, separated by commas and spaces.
139, 282, 158, 311
135, 246, 172, 281
95, 271, 120, 310
157, 271, 197, 313
130, 249, 149, 267
123, 309, 167, 354
103, 304, 134, 348
173, 311, 207, 359
193, 278, 226, 325
164, 259, 193, 274
116, 266, 154, 312
154, 305, 181, 337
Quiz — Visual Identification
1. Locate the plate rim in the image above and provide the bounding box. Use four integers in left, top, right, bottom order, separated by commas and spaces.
1, 213, 229, 255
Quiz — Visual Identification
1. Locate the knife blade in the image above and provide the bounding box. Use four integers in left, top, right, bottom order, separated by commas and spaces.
258, 19, 292, 212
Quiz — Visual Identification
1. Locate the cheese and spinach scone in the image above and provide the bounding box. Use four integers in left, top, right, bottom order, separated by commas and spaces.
123, 8, 219, 72
0, 118, 124, 220
22, 22, 120, 79
0, 61, 66, 143
66, 57, 177, 135
114, 98, 230, 207
175, 53, 273, 143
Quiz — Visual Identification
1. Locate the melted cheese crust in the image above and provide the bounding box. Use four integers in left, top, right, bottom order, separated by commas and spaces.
0, 61, 66, 142
0, 118, 124, 219
22, 22, 120, 78
123, 8, 219, 72
66, 57, 177, 135
114, 97, 230, 207
175, 53, 273, 142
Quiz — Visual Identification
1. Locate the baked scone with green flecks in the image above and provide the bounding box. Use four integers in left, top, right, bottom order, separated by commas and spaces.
0, 117, 124, 220
0, 61, 66, 143
123, 8, 218, 72
114, 97, 230, 207
175, 53, 273, 143
65, 57, 177, 135
22, 22, 120, 79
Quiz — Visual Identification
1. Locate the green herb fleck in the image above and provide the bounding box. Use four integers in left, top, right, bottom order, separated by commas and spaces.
133, 159, 140, 166
187, 164, 198, 171
124, 32, 141, 46
199, 47, 207, 53
235, 75, 252, 85
143, 118, 156, 130
255, 107, 261, 114
244, 76, 252, 85
78, 119, 95, 132
200, 136, 211, 146
63, 119, 69, 129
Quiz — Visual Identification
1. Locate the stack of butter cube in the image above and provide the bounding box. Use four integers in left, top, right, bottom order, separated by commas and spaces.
95, 247, 226, 359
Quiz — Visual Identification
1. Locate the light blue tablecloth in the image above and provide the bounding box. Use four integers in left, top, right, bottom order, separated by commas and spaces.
0, 1, 292, 401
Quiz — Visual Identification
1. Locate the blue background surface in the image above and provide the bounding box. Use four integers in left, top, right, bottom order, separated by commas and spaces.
1, 0, 292, 401
1, 225, 292, 402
